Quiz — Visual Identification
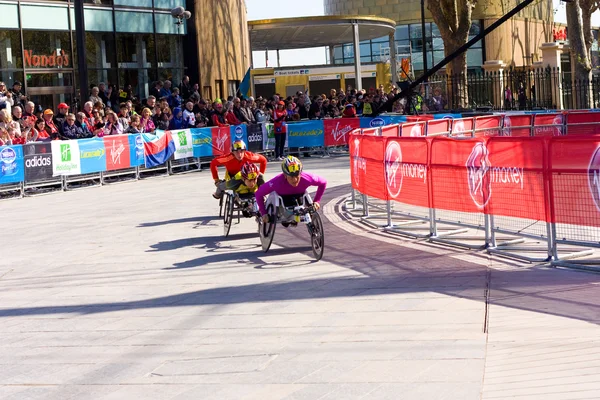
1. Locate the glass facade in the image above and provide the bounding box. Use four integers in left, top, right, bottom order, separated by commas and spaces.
0, 0, 187, 110
332, 21, 484, 74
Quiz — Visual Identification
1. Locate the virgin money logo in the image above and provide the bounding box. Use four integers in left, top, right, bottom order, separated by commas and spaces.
370, 118, 385, 127
216, 131, 228, 152
452, 120, 466, 136
466, 142, 492, 208
111, 140, 125, 164
553, 114, 564, 136
588, 146, 600, 212
501, 116, 512, 136
352, 137, 365, 187
385, 141, 403, 198
331, 121, 353, 143
410, 124, 423, 137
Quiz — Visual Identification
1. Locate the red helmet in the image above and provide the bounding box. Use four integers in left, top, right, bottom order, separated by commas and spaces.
240, 162, 259, 180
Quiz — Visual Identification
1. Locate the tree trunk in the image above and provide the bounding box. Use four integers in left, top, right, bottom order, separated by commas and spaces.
566, 0, 592, 109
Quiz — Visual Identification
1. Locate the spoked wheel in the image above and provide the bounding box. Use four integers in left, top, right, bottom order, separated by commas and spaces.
218, 195, 224, 217
259, 203, 277, 252
223, 194, 235, 237
308, 212, 325, 261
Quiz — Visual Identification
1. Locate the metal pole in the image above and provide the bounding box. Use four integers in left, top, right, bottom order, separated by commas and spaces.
420, 0, 428, 76
352, 22, 362, 91
277, 49, 280, 68
74, 0, 88, 105
389, 33, 397, 84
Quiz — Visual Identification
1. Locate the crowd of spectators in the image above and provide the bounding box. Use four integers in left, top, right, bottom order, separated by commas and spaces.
0, 74, 428, 146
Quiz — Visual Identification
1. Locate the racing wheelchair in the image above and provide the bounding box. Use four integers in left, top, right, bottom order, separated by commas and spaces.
222, 190, 259, 237
258, 191, 325, 261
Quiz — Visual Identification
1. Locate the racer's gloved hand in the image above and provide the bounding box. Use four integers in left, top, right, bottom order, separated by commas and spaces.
261, 214, 269, 224
313, 202, 321, 211
214, 179, 221, 187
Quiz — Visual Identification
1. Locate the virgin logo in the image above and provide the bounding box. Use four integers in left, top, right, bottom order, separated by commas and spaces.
466, 142, 492, 209
501, 116, 512, 136
111, 140, 125, 164
410, 124, 423, 137
385, 141, 403, 198
331, 121, 353, 143
352, 137, 365, 186
452, 120, 466, 136
588, 146, 600, 212
553, 114, 564, 136
216, 131, 228, 152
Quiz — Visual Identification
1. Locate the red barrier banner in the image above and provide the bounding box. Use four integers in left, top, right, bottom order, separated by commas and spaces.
385, 137, 430, 208
451, 117, 474, 137
381, 124, 400, 137
426, 119, 451, 136
360, 135, 387, 200
103, 135, 131, 171
502, 114, 532, 137
474, 116, 502, 137
323, 118, 360, 146
400, 121, 425, 137
406, 115, 434, 122
430, 137, 487, 213
212, 127, 231, 156
548, 136, 600, 227
349, 135, 364, 193
565, 112, 600, 135
485, 137, 548, 221
534, 113, 564, 136
362, 127, 380, 136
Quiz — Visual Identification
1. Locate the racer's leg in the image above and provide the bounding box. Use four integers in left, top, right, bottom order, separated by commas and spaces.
213, 180, 227, 199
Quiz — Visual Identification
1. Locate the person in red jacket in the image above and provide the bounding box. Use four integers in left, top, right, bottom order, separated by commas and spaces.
225, 101, 242, 125
273, 101, 287, 160
210, 102, 228, 127
210, 140, 268, 199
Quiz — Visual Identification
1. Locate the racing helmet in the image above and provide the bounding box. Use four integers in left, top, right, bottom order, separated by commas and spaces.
240, 162, 259, 180
281, 156, 302, 177
232, 140, 246, 151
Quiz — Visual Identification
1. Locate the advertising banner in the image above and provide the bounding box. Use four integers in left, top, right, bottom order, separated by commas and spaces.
360, 115, 407, 128
359, 135, 387, 200
191, 128, 213, 158
430, 137, 487, 214
434, 113, 462, 119
23, 142, 53, 182
51, 140, 81, 176
548, 136, 600, 227
323, 118, 359, 146
287, 120, 324, 148
450, 117, 475, 137
262, 123, 275, 150
78, 138, 106, 174
384, 137, 430, 208
534, 113, 564, 136
502, 114, 532, 137
211, 126, 231, 157
128, 134, 145, 166
171, 129, 194, 159
426, 119, 451, 136
0, 145, 25, 185
230, 124, 248, 147
565, 112, 600, 135
247, 124, 263, 152
350, 135, 365, 193
399, 122, 425, 137
380, 124, 399, 138
485, 137, 547, 221
104, 135, 131, 171
474, 116, 502, 137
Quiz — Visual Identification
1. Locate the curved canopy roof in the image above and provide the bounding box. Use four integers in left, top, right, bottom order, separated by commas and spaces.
248, 15, 396, 51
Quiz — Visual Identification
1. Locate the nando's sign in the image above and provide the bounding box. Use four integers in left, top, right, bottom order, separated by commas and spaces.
24, 49, 70, 68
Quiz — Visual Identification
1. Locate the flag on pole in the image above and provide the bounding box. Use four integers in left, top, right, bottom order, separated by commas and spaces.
238, 67, 252, 99
142, 130, 176, 168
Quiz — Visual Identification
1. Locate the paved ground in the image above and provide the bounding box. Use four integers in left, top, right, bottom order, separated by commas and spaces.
1, 157, 599, 400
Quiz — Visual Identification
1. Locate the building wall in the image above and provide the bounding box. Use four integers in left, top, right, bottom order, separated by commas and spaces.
194, 0, 250, 101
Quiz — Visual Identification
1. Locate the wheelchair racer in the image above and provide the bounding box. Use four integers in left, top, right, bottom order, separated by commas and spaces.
210, 140, 267, 199
256, 156, 327, 227
226, 162, 265, 217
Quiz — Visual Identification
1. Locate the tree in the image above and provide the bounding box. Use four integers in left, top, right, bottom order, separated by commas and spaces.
565, 0, 599, 108
427, 0, 478, 108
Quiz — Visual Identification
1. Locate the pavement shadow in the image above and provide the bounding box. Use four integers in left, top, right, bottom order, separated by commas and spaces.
138, 215, 218, 228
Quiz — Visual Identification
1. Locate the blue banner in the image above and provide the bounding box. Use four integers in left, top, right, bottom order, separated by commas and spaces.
191, 127, 213, 157
128, 134, 145, 166
287, 120, 325, 148
434, 113, 462, 119
360, 115, 407, 128
230, 124, 248, 147
78, 138, 106, 174
0, 145, 24, 185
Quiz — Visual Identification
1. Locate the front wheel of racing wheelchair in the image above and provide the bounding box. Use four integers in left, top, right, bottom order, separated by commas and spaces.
257, 191, 325, 261
223, 190, 258, 237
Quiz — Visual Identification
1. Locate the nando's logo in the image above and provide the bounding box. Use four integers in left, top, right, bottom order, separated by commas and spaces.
589, 146, 600, 212
24, 49, 70, 68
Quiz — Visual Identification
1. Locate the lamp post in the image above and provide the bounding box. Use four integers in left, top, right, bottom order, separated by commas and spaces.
421, 0, 428, 76
171, 6, 192, 31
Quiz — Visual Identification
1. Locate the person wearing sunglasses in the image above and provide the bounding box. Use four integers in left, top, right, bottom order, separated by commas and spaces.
226, 162, 265, 217
256, 156, 327, 227
210, 140, 267, 199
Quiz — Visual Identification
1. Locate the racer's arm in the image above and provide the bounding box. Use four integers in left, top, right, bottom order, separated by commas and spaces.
305, 173, 327, 204
246, 152, 268, 173
209, 153, 233, 181
255, 177, 281, 215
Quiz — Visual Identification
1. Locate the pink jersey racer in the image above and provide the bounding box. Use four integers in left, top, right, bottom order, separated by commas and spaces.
256, 172, 327, 216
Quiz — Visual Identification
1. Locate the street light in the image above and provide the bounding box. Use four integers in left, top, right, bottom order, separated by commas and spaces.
171, 6, 192, 29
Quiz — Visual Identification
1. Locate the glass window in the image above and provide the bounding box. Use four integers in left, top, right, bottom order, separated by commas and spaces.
158, 68, 183, 87
410, 23, 431, 39
83, 9, 114, 32
116, 33, 155, 68
155, 0, 185, 9
27, 72, 73, 87
114, 0, 152, 7
119, 68, 156, 100
115, 11, 153, 33
469, 21, 481, 36
85, 0, 113, 4
467, 48, 483, 67
21, 5, 70, 31
22, 31, 72, 70
88, 69, 118, 88
155, 13, 187, 35
360, 55, 372, 63
156, 34, 183, 68
0, 31, 22, 69
343, 44, 354, 59
0, 4, 19, 29
0, 72, 23, 91
85, 32, 117, 69
333, 46, 342, 61
395, 25, 409, 41
359, 42, 371, 58
432, 50, 445, 65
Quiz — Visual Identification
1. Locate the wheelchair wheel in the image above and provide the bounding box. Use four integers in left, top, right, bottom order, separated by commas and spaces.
308, 212, 325, 261
218, 195, 224, 217
259, 203, 276, 252
223, 194, 235, 237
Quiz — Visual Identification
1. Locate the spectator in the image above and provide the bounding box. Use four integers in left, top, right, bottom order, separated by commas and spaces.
168, 88, 182, 110
104, 112, 124, 135
119, 84, 134, 102
75, 112, 94, 138
160, 80, 172, 100
156, 107, 171, 130
240, 98, 256, 124
42, 109, 60, 139
182, 101, 196, 128
62, 113, 83, 140
144, 95, 157, 110
0, 82, 14, 114
0, 128, 10, 146
54, 103, 69, 134
309, 97, 324, 119
254, 101, 268, 123
32, 118, 48, 141
82, 101, 94, 125
10, 126, 25, 145
150, 81, 163, 99
210, 102, 228, 127
98, 82, 109, 104
273, 101, 287, 160
232, 97, 246, 123
342, 103, 357, 118
297, 95, 309, 119
118, 103, 130, 129
169, 107, 185, 130
11, 106, 30, 138
191, 84, 200, 99
89, 86, 103, 106
125, 114, 142, 134
10, 81, 25, 107
225, 101, 242, 125
179, 76, 192, 100
108, 84, 120, 112
140, 107, 155, 133
195, 99, 210, 126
